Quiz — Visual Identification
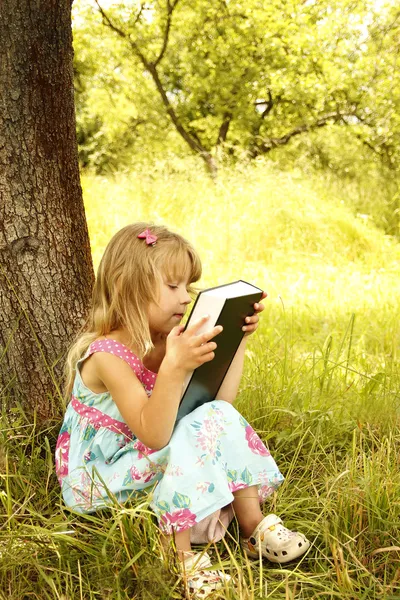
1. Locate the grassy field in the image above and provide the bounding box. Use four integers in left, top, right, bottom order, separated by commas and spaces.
1, 162, 399, 599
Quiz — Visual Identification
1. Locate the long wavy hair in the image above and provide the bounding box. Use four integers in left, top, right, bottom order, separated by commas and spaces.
63, 223, 202, 401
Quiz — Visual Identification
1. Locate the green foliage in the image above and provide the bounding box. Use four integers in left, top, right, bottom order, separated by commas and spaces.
267, 127, 400, 236
72, 0, 400, 177
73, 3, 174, 171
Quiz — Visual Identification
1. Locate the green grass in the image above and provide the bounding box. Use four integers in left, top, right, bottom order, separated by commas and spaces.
1, 161, 400, 598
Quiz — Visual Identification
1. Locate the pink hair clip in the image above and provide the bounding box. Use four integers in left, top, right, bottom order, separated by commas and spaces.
138, 228, 158, 246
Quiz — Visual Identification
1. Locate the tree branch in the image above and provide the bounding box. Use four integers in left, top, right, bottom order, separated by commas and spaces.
132, 3, 145, 26
251, 90, 276, 141
216, 112, 232, 146
145, 62, 203, 153
251, 111, 360, 156
354, 132, 397, 168
214, 73, 251, 147
95, 0, 217, 175
255, 90, 274, 120
94, 0, 125, 35
154, 0, 181, 67
94, 0, 147, 63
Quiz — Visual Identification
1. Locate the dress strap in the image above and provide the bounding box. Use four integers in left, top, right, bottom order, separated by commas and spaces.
71, 395, 133, 441
88, 339, 144, 379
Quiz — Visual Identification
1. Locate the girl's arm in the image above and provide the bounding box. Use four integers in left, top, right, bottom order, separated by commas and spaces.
215, 337, 248, 404
94, 353, 184, 450
95, 317, 223, 450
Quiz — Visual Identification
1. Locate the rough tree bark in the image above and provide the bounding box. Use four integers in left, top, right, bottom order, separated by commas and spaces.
0, 0, 94, 419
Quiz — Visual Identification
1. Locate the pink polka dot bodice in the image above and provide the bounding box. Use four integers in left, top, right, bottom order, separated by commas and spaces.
88, 338, 157, 393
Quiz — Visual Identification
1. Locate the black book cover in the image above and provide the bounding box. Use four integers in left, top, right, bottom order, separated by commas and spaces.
176, 283, 263, 422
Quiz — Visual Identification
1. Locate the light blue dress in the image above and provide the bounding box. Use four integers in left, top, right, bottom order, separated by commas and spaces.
55, 339, 284, 538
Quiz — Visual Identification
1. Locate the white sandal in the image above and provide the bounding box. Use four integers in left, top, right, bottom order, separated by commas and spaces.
240, 514, 310, 564
179, 551, 232, 598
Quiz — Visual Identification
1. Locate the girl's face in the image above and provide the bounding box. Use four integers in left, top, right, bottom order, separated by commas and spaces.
148, 276, 192, 338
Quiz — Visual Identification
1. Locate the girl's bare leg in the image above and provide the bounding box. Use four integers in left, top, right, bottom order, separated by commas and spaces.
174, 528, 192, 557
160, 528, 192, 561
232, 485, 264, 537
161, 484, 263, 560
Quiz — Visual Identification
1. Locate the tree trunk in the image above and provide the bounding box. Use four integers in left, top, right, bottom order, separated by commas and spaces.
0, 0, 94, 419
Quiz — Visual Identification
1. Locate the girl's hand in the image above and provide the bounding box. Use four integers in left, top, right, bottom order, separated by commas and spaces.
242, 291, 267, 337
165, 316, 223, 374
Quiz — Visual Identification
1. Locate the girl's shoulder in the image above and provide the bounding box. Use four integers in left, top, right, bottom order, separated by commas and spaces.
76, 338, 144, 396
87, 338, 158, 379
89, 337, 157, 393
74, 337, 157, 399
86, 338, 143, 370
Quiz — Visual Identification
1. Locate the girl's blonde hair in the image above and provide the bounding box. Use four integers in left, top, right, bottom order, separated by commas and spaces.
64, 223, 202, 401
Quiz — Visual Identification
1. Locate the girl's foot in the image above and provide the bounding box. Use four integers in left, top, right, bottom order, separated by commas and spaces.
179, 551, 232, 598
240, 514, 310, 564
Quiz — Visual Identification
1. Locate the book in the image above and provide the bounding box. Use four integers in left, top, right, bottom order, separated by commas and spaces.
176, 280, 263, 422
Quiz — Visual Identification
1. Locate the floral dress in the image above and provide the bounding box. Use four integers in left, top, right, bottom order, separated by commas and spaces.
55, 339, 284, 541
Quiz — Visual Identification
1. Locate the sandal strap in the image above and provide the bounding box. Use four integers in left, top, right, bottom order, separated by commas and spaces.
256, 514, 283, 536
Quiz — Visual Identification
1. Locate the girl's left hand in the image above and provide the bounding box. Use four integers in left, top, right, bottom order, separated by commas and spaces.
242, 291, 267, 337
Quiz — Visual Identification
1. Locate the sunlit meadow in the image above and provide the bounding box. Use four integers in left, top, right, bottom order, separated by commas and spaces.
1, 161, 399, 599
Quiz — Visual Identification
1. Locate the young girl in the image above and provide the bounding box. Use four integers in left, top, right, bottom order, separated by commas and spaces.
56, 223, 310, 598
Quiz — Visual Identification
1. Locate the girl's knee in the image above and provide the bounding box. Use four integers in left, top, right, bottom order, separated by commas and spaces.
212, 399, 240, 417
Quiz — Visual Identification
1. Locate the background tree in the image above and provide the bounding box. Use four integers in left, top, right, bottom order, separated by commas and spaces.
0, 0, 94, 419
72, 0, 400, 176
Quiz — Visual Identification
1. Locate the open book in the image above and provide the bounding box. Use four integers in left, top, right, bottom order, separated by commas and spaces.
176, 280, 263, 422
